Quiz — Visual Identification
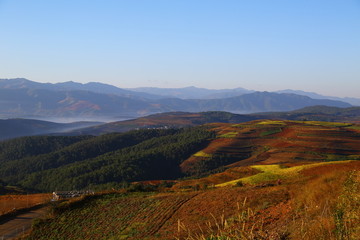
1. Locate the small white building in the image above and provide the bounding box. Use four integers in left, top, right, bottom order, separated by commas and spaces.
52, 190, 94, 201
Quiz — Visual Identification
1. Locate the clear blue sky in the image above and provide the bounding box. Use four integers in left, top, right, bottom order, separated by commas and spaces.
1, 0, 359, 97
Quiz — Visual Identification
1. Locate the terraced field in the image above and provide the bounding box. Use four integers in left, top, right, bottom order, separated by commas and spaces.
180, 120, 360, 173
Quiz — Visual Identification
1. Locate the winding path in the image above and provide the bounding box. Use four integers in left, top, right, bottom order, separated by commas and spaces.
0, 207, 48, 240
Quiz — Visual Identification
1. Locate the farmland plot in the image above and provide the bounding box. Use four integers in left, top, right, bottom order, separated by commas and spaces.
27, 192, 197, 240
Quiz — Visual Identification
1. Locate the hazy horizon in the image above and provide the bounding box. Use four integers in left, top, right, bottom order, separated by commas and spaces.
1, 1, 359, 98
2, 77, 360, 100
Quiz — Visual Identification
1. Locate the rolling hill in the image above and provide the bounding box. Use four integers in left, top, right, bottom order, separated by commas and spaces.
253, 105, 360, 123
2, 106, 360, 140
67, 111, 260, 135
1, 120, 359, 193
0, 127, 214, 192
66, 106, 360, 136
179, 120, 360, 177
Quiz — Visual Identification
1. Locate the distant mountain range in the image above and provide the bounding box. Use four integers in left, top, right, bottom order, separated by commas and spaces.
0, 78, 356, 120
129, 87, 360, 105
276, 89, 360, 106
0, 78, 161, 99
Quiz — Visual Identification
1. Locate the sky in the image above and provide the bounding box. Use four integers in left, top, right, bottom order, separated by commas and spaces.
0, 0, 359, 98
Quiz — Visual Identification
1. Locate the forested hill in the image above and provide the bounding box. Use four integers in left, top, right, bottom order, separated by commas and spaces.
0, 127, 215, 192
0, 135, 92, 161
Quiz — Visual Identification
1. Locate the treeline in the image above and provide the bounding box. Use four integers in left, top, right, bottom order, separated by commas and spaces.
0, 135, 92, 162
0, 127, 215, 192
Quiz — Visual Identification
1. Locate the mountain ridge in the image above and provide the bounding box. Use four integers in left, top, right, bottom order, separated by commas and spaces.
2, 78, 359, 104
277, 89, 360, 106
0, 78, 354, 120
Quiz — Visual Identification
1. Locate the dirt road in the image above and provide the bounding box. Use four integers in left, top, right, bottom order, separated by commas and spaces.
0, 207, 48, 240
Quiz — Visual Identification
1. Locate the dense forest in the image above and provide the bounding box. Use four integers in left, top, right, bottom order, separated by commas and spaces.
0, 127, 215, 192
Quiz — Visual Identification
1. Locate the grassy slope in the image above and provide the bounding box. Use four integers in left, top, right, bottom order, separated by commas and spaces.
26, 160, 360, 240
216, 160, 354, 187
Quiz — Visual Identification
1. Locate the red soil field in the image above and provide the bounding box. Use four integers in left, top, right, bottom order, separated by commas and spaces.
0, 194, 51, 216
181, 120, 360, 171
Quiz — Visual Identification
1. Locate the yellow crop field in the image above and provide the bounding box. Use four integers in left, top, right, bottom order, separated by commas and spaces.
257, 120, 286, 125
216, 160, 354, 187
218, 131, 238, 138
299, 121, 352, 127
193, 151, 212, 158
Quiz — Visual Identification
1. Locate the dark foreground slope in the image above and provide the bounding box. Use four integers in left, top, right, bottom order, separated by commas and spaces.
26, 161, 360, 240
